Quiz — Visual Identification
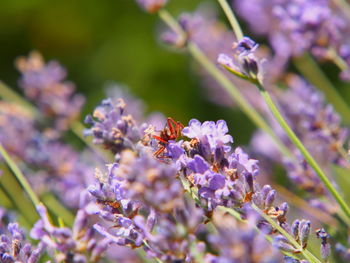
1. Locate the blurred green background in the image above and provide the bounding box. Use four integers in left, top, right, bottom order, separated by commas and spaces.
0, 0, 265, 145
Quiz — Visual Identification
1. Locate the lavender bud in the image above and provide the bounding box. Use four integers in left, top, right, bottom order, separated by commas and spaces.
316, 228, 331, 260
265, 189, 276, 208
274, 235, 298, 253
291, 220, 300, 241
299, 220, 311, 248
261, 185, 272, 200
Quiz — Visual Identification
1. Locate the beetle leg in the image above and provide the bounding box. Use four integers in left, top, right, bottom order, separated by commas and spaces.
154, 146, 166, 158
153, 135, 168, 144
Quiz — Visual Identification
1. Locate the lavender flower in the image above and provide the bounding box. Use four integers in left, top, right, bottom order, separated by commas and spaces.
31, 201, 110, 262
88, 152, 206, 261
234, 0, 350, 79
16, 51, 85, 130
0, 101, 36, 160
0, 222, 44, 263
161, 7, 264, 108
25, 138, 94, 208
205, 208, 282, 263
272, 218, 312, 253
84, 98, 143, 155
218, 37, 264, 81
182, 119, 233, 162
316, 228, 331, 260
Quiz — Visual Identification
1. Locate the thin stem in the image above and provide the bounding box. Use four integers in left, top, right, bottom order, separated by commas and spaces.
158, 9, 186, 42
256, 82, 350, 222
251, 204, 322, 263
187, 42, 292, 158
158, 9, 291, 159
293, 54, 350, 124
0, 81, 37, 116
218, 207, 300, 261
328, 48, 349, 72
0, 144, 40, 207
216, 0, 244, 40
272, 184, 338, 227
0, 179, 33, 227
42, 193, 75, 226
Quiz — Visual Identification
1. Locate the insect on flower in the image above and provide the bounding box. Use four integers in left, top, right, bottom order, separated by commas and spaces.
153, 117, 184, 158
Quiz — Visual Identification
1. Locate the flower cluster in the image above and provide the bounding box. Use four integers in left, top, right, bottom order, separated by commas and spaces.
205, 208, 282, 262
234, 0, 350, 79
30, 199, 110, 262
16, 51, 85, 130
84, 98, 317, 262
2, 0, 350, 261
84, 98, 143, 156
0, 221, 44, 263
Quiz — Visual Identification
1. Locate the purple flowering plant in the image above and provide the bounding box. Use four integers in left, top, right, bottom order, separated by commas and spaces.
1, 0, 350, 262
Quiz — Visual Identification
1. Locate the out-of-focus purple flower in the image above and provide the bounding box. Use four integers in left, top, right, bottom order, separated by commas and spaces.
84, 98, 143, 155
105, 83, 166, 130
234, 0, 350, 79
316, 228, 331, 260
0, 101, 94, 209
250, 75, 348, 196
117, 149, 184, 212
31, 202, 110, 262
16, 51, 85, 130
206, 208, 282, 262
0, 222, 45, 263
336, 239, 350, 261
0, 101, 36, 160
162, 7, 264, 107
136, 0, 167, 13
88, 148, 184, 214
25, 138, 94, 208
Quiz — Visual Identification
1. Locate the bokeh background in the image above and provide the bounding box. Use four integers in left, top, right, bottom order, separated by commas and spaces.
2, 0, 349, 145
0, 0, 260, 146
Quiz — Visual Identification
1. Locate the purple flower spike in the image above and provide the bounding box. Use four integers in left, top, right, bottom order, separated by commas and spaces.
16, 51, 85, 131
0, 219, 44, 263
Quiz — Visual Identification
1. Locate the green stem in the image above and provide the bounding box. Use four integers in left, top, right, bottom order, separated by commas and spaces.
158, 9, 291, 158
256, 82, 350, 222
186, 42, 291, 158
0, 81, 37, 116
0, 144, 40, 207
216, 0, 243, 40
293, 54, 350, 124
42, 193, 75, 226
328, 48, 349, 72
158, 9, 185, 39
218, 207, 300, 260
0, 179, 33, 227
251, 204, 322, 263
